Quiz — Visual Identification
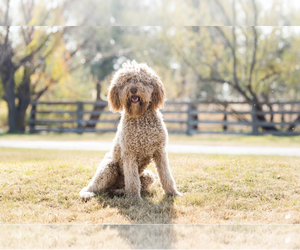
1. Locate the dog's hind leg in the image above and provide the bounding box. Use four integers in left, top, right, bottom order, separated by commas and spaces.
109, 170, 155, 196
80, 154, 119, 202
140, 170, 155, 191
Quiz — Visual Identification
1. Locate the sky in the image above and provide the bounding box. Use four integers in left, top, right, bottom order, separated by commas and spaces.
4, 0, 300, 26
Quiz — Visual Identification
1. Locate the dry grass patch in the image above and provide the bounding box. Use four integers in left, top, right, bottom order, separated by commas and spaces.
0, 148, 300, 224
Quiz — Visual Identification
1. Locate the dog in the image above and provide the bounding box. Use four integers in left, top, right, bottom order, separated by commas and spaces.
80, 61, 182, 201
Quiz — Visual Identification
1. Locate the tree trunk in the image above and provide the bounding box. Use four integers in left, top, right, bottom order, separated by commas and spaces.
15, 66, 32, 132
288, 115, 300, 131
1, 58, 17, 132
6, 91, 16, 132
191, 103, 198, 131
255, 103, 277, 131
15, 109, 27, 131
85, 82, 107, 129
1, 58, 32, 133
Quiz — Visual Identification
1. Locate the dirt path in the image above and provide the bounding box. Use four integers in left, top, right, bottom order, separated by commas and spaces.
0, 140, 299, 156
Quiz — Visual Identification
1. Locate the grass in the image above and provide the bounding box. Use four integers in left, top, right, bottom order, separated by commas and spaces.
1, 225, 300, 249
1, 148, 300, 224
1, 132, 300, 147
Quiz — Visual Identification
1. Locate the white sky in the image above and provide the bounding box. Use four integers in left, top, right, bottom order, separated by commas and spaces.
5, 0, 300, 26
260, 0, 300, 12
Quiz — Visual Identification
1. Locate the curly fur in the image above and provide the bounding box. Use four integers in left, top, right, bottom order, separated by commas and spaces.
80, 61, 182, 201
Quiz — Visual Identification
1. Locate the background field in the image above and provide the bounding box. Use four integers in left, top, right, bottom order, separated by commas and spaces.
1, 147, 299, 224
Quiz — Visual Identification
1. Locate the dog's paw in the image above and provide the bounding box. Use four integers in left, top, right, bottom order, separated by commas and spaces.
125, 193, 143, 201
80, 187, 96, 202
166, 190, 182, 197
174, 191, 183, 197
128, 196, 143, 202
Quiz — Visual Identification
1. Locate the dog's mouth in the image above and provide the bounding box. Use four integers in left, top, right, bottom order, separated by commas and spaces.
131, 95, 140, 104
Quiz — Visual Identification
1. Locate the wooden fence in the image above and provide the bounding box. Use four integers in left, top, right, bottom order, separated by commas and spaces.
29, 101, 300, 136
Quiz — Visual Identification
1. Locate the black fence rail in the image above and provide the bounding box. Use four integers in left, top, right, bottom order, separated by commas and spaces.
29, 101, 300, 135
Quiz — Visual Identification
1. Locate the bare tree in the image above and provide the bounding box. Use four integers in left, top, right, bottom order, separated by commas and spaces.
171, 0, 289, 132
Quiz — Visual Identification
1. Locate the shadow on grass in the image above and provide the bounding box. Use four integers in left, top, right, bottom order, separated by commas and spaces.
94, 190, 178, 249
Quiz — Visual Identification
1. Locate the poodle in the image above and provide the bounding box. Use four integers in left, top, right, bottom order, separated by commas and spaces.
80, 61, 182, 201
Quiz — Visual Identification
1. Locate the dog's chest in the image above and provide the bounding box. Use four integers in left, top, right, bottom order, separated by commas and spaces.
120, 114, 165, 155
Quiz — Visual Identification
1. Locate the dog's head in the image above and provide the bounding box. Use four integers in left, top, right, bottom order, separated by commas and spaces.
108, 61, 165, 118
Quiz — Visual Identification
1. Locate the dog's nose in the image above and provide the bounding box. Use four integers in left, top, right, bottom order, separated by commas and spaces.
130, 88, 137, 94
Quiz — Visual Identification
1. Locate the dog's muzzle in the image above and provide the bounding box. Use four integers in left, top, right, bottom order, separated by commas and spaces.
131, 95, 140, 103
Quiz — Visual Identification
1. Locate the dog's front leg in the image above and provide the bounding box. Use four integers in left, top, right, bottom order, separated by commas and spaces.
154, 149, 182, 197
123, 156, 141, 200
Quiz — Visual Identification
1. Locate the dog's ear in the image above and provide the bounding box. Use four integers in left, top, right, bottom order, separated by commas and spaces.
151, 76, 165, 110
108, 84, 122, 112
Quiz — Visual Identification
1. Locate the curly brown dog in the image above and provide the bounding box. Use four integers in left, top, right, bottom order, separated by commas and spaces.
80, 61, 182, 201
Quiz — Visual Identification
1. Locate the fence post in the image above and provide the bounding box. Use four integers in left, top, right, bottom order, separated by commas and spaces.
77, 102, 83, 134
223, 103, 228, 131
29, 102, 36, 133
187, 102, 192, 136
251, 101, 259, 135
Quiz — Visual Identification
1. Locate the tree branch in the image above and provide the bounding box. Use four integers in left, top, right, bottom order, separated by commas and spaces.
251, 0, 258, 25
215, 27, 250, 101
69, 30, 96, 58
21, 0, 30, 24
247, 26, 258, 100
4, 0, 10, 25
32, 85, 49, 101
172, 40, 251, 101
258, 71, 279, 83
38, 27, 73, 61
214, 27, 252, 101
0, 26, 11, 67
232, 0, 236, 25
31, 28, 104, 100
215, 26, 240, 88
214, 27, 234, 51
67, 47, 124, 73
212, 0, 232, 25
21, 26, 30, 45
230, 0, 247, 100
231, 26, 239, 86
18, 33, 52, 67
4, 26, 10, 46
228, 107, 250, 122
245, 0, 258, 101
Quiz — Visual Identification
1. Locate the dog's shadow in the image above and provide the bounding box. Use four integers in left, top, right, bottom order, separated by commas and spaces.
95, 189, 178, 249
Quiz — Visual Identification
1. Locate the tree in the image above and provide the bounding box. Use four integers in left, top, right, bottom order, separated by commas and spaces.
0, 25, 62, 131
0, 0, 96, 132
85, 27, 133, 128
164, 0, 300, 132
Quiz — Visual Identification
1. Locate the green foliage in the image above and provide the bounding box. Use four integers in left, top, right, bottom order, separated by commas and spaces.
14, 66, 25, 90
91, 57, 116, 82
0, 78, 3, 99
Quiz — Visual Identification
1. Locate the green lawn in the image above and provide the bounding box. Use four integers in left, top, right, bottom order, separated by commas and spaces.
0, 148, 299, 224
